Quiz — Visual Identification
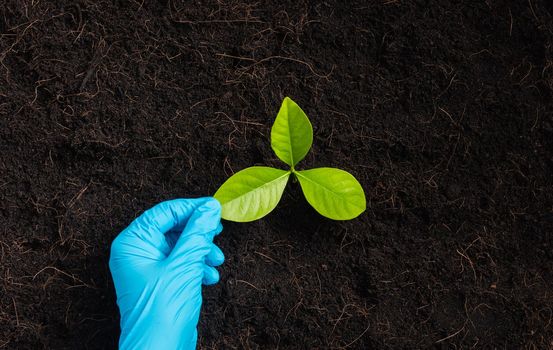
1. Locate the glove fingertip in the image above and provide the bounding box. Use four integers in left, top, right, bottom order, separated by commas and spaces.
205, 244, 225, 267
207, 223, 223, 241
202, 265, 220, 285
197, 197, 221, 213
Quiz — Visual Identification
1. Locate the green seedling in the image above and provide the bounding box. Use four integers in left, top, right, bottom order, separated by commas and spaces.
214, 97, 366, 222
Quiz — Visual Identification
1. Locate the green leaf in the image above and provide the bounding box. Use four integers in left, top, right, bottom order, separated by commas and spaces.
214, 167, 290, 222
295, 168, 366, 220
271, 97, 313, 168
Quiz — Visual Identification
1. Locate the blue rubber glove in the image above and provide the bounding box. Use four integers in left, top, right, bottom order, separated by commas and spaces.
109, 198, 224, 350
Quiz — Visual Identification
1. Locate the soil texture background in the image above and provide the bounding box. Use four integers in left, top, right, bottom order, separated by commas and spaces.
1, 0, 553, 349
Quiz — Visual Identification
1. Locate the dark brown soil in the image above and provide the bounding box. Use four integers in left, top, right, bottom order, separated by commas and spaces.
1, 0, 552, 349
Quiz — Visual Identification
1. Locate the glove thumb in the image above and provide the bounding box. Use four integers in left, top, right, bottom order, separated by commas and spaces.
168, 198, 222, 263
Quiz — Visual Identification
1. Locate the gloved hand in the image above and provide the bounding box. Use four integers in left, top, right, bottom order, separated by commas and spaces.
109, 197, 224, 350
